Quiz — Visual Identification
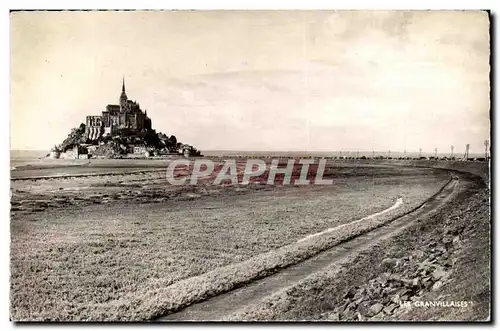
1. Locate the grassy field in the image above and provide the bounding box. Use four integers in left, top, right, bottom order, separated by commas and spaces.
10, 161, 451, 320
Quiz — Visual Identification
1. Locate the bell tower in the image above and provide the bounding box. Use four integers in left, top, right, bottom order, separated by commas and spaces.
120, 76, 128, 111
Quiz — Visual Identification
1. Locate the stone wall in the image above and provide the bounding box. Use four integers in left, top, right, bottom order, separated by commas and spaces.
60, 147, 78, 159
85, 115, 103, 140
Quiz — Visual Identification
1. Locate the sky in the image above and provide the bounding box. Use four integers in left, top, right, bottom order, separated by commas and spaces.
10, 10, 490, 153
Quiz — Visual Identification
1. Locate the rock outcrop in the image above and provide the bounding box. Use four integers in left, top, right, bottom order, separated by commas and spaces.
52, 123, 201, 158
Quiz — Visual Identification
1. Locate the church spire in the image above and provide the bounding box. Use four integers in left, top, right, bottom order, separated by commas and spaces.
120, 76, 128, 110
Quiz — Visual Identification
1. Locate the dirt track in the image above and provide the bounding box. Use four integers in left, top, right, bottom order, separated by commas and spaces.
159, 176, 460, 321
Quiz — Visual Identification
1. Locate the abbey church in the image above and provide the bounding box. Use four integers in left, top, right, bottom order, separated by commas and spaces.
85, 79, 152, 140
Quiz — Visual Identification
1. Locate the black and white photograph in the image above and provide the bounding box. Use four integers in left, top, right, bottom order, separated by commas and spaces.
9, 8, 491, 322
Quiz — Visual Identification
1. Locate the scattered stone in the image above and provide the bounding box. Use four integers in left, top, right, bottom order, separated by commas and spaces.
411, 277, 421, 288
400, 278, 413, 287
341, 307, 356, 320
432, 280, 443, 291
353, 287, 367, 300
422, 276, 431, 283
357, 303, 369, 317
432, 268, 449, 280
368, 303, 384, 316
381, 258, 399, 270
346, 302, 357, 311
442, 259, 453, 267
354, 296, 365, 306
343, 287, 356, 299
383, 303, 398, 314
370, 311, 386, 321
390, 274, 402, 282
436, 245, 447, 253
327, 311, 340, 321
382, 286, 398, 297
442, 235, 454, 248
318, 200, 473, 321
378, 273, 390, 286
413, 250, 425, 259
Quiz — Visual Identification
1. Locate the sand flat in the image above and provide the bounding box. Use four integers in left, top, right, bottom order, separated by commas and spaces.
10, 160, 452, 320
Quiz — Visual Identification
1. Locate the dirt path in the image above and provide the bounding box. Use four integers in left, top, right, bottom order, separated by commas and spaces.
158, 177, 459, 321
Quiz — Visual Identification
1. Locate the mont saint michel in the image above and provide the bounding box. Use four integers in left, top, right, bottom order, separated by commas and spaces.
50, 78, 200, 159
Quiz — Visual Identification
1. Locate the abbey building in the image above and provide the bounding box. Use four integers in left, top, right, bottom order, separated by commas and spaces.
85, 79, 152, 140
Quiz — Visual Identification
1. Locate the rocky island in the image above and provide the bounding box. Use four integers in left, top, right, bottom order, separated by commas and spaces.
49, 78, 201, 159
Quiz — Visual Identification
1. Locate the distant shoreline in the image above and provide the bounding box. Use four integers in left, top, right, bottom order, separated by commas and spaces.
10, 149, 486, 159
